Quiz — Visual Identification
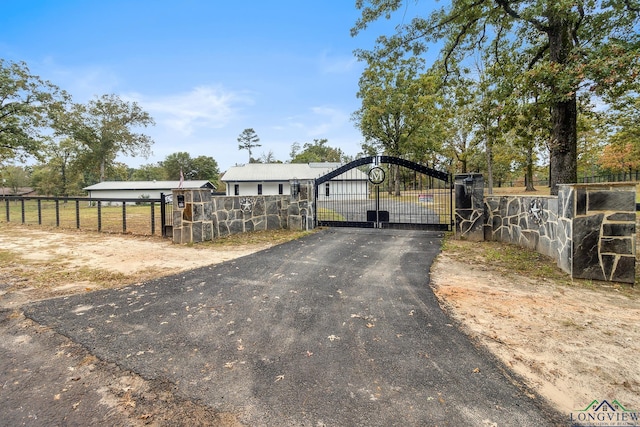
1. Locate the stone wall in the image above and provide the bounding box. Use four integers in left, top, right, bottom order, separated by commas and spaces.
561, 183, 636, 283
172, 183, 314, 244
484, 195, 568, 270
480, 182, 636, 284
172, 189, 214, 244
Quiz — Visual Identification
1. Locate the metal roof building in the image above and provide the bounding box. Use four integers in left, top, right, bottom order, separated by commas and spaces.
221, 163, 342, 183
221, 163, 368, 198
83, 180, 215, 200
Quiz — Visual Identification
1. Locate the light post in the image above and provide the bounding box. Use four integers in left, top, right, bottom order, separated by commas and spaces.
290, 177, 300, 197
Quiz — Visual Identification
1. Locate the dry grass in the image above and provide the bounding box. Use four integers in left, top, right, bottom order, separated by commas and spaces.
0, 221, 314, 292
198, 228, 314, 248
442, 233, 639, 294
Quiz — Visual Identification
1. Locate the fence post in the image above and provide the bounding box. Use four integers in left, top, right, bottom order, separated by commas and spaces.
5, 198, 9, 222
55, 199, 60, 227
160, 193, 166, 237
122, 203, 127, 233
37, 199, 42, 225
21, 199, 25, 223
151, 201, 156, 235
75, 200, 80, 229
97, 201, 102, 231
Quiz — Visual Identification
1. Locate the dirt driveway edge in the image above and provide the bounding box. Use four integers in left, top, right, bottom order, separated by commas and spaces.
1, 309, 244, 426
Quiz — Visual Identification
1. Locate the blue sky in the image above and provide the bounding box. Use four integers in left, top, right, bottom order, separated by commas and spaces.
0, 1, 429, 171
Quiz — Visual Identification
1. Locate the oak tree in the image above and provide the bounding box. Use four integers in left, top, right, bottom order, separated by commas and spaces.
161, 152, 220, 184
353, 56, 444, 195
353, 0, 640, 194
0, 60, 69, 163
290, 139, 345, 163
62, 94, 155, 182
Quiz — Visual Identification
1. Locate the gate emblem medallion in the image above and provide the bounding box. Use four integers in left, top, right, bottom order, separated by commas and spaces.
368, 167, 385, 185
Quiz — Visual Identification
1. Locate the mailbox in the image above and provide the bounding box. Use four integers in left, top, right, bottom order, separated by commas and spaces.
177, 194, 185, 208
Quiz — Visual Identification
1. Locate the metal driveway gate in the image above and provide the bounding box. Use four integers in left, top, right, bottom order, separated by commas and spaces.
315, 156, 452, 230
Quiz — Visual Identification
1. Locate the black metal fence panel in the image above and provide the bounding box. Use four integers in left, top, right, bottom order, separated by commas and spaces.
0, 195, 173, 237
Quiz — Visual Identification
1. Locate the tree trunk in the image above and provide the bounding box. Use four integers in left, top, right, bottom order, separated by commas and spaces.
61, 164, 67, 197
486, 138, 494, 195
100, 159, 106, 182
525, 144, 536, 191
547, 17, 578, 195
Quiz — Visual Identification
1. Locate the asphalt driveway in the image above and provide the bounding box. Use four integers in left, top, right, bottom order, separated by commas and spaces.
24, 228, 563, 426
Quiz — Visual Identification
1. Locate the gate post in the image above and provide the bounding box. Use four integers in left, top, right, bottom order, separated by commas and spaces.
454, 173, 484, 241
171, 188, 214, 244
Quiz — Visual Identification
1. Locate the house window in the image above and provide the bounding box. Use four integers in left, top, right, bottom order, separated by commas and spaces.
325, 183, 330, 197
234, 184, 239, 196
278, 183, 283, 195
258, 184, 263, 195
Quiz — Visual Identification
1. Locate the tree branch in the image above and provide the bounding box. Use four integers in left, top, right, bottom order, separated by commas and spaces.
528, 43, 549, 69
624, 0, 640, 12
573, 3, 585, 45
442, 18, 481, 75
494, 0, 549, 32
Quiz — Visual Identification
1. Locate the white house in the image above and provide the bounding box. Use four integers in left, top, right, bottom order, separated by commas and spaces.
83, 180, 216, 202
221, 163, 369, 200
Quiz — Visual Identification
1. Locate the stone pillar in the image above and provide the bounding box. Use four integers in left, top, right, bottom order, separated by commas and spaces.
172, 188, 214, 244
562, 183, 636, 284
300, 181, 314, 231
454, 173, 484, 241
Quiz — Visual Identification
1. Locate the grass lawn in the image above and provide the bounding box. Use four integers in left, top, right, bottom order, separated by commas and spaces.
1, 199, 163, 236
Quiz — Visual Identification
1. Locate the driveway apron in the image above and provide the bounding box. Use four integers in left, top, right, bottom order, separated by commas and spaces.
25, 228, 562, 426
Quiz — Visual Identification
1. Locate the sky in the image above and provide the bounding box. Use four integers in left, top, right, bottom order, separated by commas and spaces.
0, 1, 432, 172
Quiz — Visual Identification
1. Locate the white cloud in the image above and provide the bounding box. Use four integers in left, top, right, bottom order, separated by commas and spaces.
307, 106, 350, 136
273, 106, 351, 140
133, 86, 253, 136
318, 50, 359, 74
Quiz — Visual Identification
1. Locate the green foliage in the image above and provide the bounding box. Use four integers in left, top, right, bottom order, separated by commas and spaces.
29, 137, 85, 196
58, 94, 155, 182
353, 1, 640, 194
0, 59, 70, 163
131, 163, 168, 181
353, 57, 443, 157
160, 152, 220, 184
0, 165, 30, 194
290, 139, 345, 163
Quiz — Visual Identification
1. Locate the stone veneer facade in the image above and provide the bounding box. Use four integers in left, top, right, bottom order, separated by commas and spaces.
561, 183, 636, 283
454, 173, 485, 241
172, 183, 313, 244
480, 182, 636, 284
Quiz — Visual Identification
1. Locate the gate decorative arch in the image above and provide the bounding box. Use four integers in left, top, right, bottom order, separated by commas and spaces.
314, 156, 452, 230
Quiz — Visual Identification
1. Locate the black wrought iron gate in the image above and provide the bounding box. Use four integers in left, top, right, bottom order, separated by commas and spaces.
314, 156, 452, 230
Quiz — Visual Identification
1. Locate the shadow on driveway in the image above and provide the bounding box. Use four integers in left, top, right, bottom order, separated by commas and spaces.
25, 228, 564, 426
